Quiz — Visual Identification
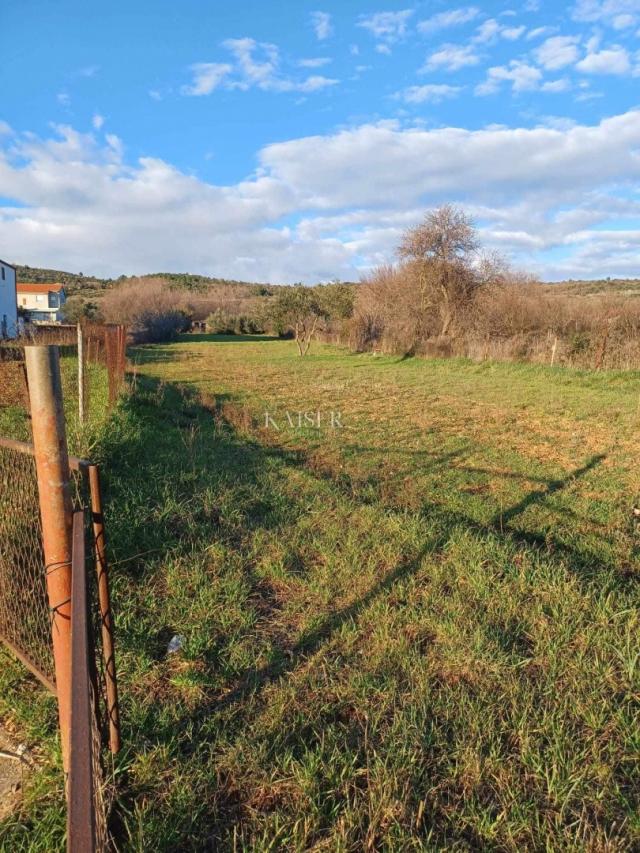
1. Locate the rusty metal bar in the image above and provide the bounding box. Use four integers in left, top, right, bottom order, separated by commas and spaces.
24, 345, 73, 774
88, 464, 121, 754
67, 510, 96, 853
0, 633, 57, 696
0, 436, 90, 472
77, 324, 85, 426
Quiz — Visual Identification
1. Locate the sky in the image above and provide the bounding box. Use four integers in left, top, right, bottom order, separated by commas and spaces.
1, 0, 639, 283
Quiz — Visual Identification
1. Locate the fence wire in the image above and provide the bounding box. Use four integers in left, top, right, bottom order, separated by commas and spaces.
0, 324, 127, 426
0, 442, 54, 688
0, 440, 92, 691
0, 439, 118, 851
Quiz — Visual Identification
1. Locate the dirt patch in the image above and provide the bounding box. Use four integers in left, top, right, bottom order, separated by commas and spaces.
0, 723, 29, 821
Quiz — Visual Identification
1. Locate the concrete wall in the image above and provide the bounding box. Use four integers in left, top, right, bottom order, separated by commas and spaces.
0, 262, 18, 338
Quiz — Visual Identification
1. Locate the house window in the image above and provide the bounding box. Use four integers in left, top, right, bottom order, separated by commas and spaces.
1, 267, 5, 280
22, 298, 27, 305
36, 294, 44, 302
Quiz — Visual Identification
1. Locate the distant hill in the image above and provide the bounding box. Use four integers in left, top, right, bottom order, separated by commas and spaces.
544, 278, 640, 298
14, 263, 640, 301
13, 264, 274, 296
14, 264, 112, 296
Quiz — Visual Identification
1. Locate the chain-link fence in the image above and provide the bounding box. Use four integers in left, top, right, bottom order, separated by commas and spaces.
0, 324, 126, 440
0, 434, 119, 851
0, 439, 95, 689
0, 440, 54, 689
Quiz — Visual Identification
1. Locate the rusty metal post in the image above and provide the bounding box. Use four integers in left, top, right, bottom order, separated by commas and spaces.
77, 323, 85, 425
24, 345, 73, 773
67, 510, 96, 853
88, 463, 121, 753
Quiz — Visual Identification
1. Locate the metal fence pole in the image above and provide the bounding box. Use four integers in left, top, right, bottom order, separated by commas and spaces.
24, 345, 73, 773
67, 510, 96, 853
77, 323, 85, 425
88, 464, 121, 754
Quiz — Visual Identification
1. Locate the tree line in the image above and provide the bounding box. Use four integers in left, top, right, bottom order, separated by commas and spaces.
54, 205, 640, 369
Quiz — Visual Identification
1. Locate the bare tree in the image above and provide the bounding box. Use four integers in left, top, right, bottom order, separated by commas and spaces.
398, 204, 482, 337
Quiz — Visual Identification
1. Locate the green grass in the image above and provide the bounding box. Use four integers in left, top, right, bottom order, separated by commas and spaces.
0, 353, 110, 454
2, 335, 639, 851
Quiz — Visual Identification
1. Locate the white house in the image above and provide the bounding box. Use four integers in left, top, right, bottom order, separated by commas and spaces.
16, 282, 66, 324
0, 259, 18, 338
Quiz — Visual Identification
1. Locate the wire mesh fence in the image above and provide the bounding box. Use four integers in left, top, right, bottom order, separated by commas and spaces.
0, 324, 127, 434
0, 434, 119, 851
0, 438, 95, 691
0, 440, 54, 689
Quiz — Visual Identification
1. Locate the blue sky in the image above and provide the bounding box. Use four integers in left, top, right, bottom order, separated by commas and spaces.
1, 0, 639, 281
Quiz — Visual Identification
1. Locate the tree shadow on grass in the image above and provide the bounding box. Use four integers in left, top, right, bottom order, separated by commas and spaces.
104, 377, 620, 706
178, 333, 280, 344
102, 376, 628, 847
184, 450, 614, 728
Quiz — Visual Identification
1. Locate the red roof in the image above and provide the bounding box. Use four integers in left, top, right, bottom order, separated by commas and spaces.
16, 282, 65, 294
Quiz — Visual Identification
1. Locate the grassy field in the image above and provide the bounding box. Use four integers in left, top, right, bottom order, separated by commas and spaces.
1, 335, 639, 851
0, 352, 110, 454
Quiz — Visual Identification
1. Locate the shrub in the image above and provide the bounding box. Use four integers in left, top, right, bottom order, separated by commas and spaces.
205, 309, 236, 334
101, 277, 190, 343
205, 310, 264, 335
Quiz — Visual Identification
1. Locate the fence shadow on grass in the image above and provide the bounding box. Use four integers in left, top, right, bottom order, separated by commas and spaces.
100, 375, 628, 846
103, 375, 618, 700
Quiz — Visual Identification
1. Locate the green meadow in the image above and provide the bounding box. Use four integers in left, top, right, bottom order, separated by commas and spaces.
1, 335, 638, 851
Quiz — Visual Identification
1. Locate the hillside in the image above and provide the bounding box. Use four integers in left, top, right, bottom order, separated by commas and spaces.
543, 277, 640, 297
13, 264, 272, 296
14, 264, 640, 299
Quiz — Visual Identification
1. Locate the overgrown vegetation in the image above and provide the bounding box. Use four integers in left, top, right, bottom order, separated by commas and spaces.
14, 250, 640, 369
1, 335, 638, 850
352, 206, 640, 369
100, 278, 190, 343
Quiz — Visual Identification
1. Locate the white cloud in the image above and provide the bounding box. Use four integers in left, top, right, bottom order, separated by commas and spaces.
576, 45, 631, 73
92, 114, 105, 130
417, 7, 479, 35
57, 92, 71, 107
422, 43, 481, 72
572, 0, 640, 28
502, 25, 526, 39
223, 38, 280, 89
476, 60, 543, 94
535, 36, 581, 70
395, 84, 462, 103
0, 121, 13, 136
182, 62, 232, 95
182, 41, 338, 96
294, 75, 339, 93
613, 12, 637, 25
3, 113, 640, 280
526, 26, 557, 40
358, 10, 413, 45
473, 18, 526, 44
311, 11, 333, 41
541, 78, 572, 92
297, 57, 332, 68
